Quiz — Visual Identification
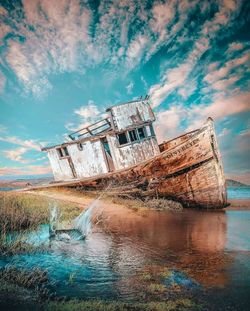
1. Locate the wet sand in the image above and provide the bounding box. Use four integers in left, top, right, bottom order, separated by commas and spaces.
227, 199, 250, 210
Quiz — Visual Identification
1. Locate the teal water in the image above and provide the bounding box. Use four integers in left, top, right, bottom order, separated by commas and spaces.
0, 187, 18, 191
227, 187, 250, 199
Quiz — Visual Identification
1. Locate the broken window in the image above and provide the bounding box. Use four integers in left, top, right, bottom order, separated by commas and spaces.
137, 127, 146, 139
145, 124, 155, 137
129, 129, 138, 142
57, 146, 69, 158
57, 148, 64, 158
63, 147, 69, 156
118, 132, 128, 145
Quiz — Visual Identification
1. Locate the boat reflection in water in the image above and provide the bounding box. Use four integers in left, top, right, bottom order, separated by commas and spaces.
2, 204, 250, 308
99, 207, 230, 288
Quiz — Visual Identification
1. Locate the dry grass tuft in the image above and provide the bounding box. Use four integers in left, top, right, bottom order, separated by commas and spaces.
144, 198, 183, 210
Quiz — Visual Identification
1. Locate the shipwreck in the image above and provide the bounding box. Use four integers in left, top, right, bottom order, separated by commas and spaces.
41, 96, 227, 209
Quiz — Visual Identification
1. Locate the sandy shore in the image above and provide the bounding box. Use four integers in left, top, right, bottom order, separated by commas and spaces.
24, 189, 147, 220
24, 188, 250, 212
227, 199, 250, 210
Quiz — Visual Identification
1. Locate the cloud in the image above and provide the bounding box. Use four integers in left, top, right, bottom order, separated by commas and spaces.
126, 34, 148, 67
154, 105, 186, 142
239, 128, 250, 138
126, 81, 134, 94
74, 101, 101, 119
153, 90, 250, 142
0, 134, 46, 165
0, 164, 51, 176
150, 1, 174, 33
1, 0, 244, 99
0, 71, 6, 93
148, 0, 244, 109
3, 147, 28, 164
218, 128, 231, 138
228, 42, 244, 52
0, 135, 41, 150
65, 100, 107, 132
2, 0, 91, 97
211, 75, 238, 91
199, 91, 250, 120
204, 51, 249, 85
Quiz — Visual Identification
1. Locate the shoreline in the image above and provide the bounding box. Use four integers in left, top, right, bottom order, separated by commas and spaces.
226, 199, 250, 210
2, 187, 250, 211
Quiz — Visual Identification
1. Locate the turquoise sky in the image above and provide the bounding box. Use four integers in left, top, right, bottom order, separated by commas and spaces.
0, 0, 249, 183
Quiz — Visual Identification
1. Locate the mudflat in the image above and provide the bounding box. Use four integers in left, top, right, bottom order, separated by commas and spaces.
227, 199, 250, 210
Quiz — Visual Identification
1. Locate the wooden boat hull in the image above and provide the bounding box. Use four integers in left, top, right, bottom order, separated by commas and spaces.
29, 118, 228, 209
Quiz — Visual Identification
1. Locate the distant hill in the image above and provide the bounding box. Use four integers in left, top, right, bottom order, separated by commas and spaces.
0, 177, 53, 188
226, 179, 250, 187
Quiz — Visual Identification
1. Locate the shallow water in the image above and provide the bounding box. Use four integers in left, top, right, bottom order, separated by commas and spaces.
0, 187, 19, 191
227, 186, 250, 199
1, 188, 250, 309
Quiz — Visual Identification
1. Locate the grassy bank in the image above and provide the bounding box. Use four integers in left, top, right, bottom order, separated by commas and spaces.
0, 191, 81, 232
0, 191, 82, 254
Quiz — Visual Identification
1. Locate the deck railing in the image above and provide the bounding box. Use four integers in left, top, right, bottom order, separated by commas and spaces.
68, 118, 112, 140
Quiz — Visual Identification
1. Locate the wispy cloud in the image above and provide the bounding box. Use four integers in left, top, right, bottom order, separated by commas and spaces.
3, 147, 28, 164
0, 135, 41, 150
126, 81, 134, 94
65, 100, 107, 132
0, 164, 51, 176
0, 133, 47, 166
0, 0, 224, 97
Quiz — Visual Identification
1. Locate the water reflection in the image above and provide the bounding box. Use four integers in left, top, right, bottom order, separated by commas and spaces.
99, 209, 231, 288
1, 206, 250, 303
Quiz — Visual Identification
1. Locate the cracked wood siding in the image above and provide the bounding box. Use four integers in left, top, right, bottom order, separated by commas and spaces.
107, 135, 160, 170
67, 140, 108, 178
110, 101, 155, 131
47, 149, 74, 181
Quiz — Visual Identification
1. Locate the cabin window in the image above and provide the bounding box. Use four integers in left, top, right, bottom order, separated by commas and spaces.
77, 142, 83, 151
57, 146, 69, 158
57, 148, 64, 158
137, 127, 146, 139
129, 129, 138, 142
63, 147, 69, 156
145, 124, 155, 137
117, 132, 128, 145
150, 124, 155, 136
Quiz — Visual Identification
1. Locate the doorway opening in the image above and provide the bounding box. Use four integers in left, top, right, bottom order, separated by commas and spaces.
101, 138, 115, 172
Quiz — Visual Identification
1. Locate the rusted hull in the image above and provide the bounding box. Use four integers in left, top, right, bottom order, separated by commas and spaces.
30, 118, 227, 209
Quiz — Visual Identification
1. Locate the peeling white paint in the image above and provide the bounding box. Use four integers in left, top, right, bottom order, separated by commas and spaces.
47, 149, 74, 181
45, 100, 160, 181
68, 140, 108, 178
107, 135, 160, 170
110, 100, 155, 131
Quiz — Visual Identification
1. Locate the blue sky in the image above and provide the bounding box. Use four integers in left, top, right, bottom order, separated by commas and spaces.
0, 0, 249, 183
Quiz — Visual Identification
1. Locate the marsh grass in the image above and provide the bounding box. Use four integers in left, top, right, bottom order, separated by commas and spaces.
147, 283, 166, 294
45, 298, 199, 311
0, 191, 81, 232
136, 265, 188, 299
0, 191, 81, 254
0, 266, 54, 300
58, 186, 183, 211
